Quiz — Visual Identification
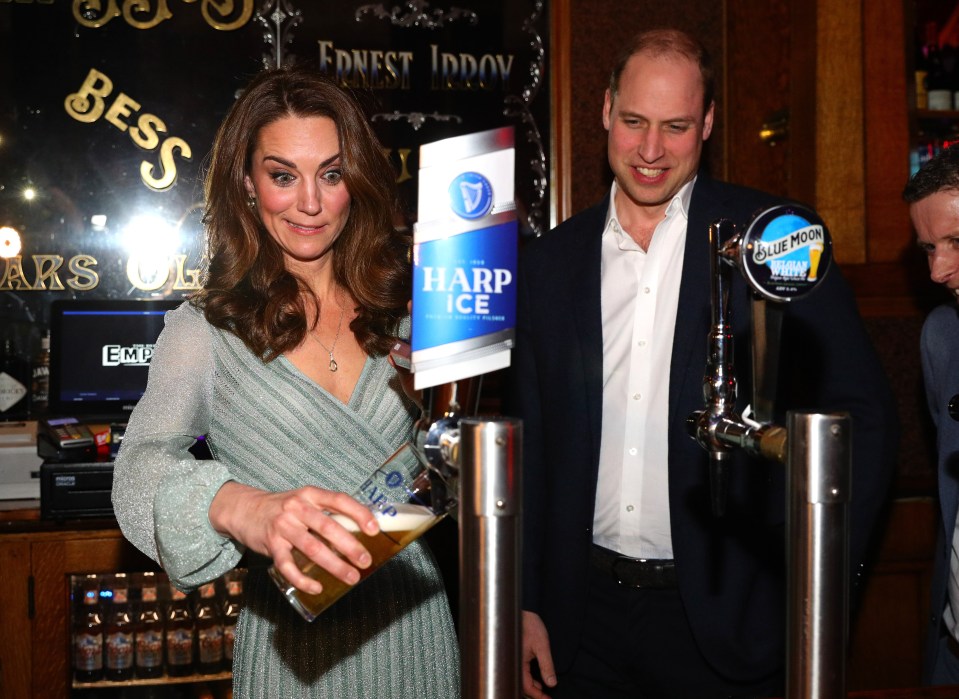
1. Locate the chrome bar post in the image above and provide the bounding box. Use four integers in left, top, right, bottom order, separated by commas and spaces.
785, 412, 851, 699
458, 417, 522, 699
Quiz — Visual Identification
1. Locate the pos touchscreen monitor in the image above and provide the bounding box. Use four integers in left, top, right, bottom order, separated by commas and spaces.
47, 298, 183, 422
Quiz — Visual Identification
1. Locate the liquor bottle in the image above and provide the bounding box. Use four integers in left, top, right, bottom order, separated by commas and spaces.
0, 333, 29, 421
925, 22, 952, 111
195, 582, 224, 674
166, 582, 196, 677
104, 573, 135, 681
945, 42, 959, 112
135, 571, 165, 679
30, 331, 49, 418
916, 21, 931, 109
74, 574, 104, 683
221, 570, 244, 672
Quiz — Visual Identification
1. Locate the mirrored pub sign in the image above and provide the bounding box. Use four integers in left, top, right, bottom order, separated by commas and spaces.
0, 0, 551, 363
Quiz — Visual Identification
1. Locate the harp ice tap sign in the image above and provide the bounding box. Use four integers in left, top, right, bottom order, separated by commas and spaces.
411, 127, 518, 390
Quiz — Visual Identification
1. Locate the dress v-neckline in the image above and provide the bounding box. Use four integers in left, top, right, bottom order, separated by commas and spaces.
278, 353, 371, 409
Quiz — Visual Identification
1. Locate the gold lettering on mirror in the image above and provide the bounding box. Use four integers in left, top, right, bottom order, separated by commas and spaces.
64, 69, 112, 123
197, 0, 254, 31
0, 254, 202, 291
316, 40, 516, 94
393, 148, 413, 184
32, 255, 68, 291
429, 44, 515, 90
73, 0, 121, 27
172, 254, 202, 289
318, 41, 414, 90
120, 0, 173, 29
127, 254, 202, 292
65, 69, 192, 192
73, 0, 252, 30
141, 137, 193, 191
382, 147, 414, 185
0, 255, 100, 291
68, 255, 100, 291
0, 257, 32, 290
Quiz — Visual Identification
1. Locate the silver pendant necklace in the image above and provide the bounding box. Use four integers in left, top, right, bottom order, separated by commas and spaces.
310, 304, 346, 372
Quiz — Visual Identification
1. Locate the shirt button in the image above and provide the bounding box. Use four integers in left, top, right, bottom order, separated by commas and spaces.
628, 447, 637, 456
626, 505, 634, 512
632, 393, 641, 400
644, 287, 651, 294
637, 340, 646, 347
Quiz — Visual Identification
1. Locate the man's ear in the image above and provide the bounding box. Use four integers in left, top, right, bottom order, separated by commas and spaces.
702, 100, 716, 141
602, 89, 613, 131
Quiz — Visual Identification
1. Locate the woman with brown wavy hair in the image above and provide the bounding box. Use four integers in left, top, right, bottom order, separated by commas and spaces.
112, 66, 460, 698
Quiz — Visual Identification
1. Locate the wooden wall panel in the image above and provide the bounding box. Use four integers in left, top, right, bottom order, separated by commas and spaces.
31, 539, 73, 699
0, 540, 32, 699
724, 0, 791, 197
847, 497, 937, 690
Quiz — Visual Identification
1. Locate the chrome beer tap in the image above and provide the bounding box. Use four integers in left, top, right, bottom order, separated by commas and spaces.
413, 378, 483, 513
687, 205, 834, 508
686, 219, 787, 515
686, 204, 852, 699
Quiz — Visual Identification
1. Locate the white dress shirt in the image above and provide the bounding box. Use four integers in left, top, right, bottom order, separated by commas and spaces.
592, 178, 694, 559
945, 515, 959, 641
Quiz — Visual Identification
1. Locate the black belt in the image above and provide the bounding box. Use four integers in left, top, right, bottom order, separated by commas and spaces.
590, 544, 678, 589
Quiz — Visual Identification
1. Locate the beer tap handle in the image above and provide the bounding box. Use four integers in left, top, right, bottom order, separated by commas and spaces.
705, 219, 737, 517
414, 377, 483, 514
750, 298, 783, 425
710, 452, 730, 517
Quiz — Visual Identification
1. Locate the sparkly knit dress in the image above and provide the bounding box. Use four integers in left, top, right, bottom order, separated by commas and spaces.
112, 302, 460, 698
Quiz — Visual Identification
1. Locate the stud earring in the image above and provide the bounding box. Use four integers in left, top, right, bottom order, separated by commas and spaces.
247, 195, 256, 209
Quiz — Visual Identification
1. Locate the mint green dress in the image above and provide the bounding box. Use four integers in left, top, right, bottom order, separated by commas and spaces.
112, 303, 460, 698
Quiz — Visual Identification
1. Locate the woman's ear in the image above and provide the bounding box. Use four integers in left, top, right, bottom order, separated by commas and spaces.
243, 175, 255, 198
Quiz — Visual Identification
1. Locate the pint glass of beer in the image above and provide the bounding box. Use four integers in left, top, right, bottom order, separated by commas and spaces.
268, 441, 454, 621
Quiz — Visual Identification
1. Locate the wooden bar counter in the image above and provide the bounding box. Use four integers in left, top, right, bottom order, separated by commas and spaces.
2, 498, 957, 698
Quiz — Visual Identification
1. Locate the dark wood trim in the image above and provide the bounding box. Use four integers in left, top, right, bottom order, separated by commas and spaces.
789, 0, 818, 209
863, 0, 914, 264
814, 0, 868, 263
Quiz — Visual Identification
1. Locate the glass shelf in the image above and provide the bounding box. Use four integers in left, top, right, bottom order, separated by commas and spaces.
73, 670, 231, 689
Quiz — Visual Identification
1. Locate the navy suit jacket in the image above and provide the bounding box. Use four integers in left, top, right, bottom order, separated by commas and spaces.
921, 303, 959, 682
508, 174, 898, 681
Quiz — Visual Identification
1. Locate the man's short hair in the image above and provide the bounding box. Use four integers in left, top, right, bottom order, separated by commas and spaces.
903, 143, 959, 203
608, 28, 715, 115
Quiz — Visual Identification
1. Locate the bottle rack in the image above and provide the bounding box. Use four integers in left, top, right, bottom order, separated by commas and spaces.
908, 6, 959, 174
70, 569, 245, 693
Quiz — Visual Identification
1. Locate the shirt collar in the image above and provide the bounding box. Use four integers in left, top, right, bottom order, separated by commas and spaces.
603, 176, 697, 240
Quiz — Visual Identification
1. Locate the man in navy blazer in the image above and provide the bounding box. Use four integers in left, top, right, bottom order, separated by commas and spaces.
508, 28, 897, 698
903, 145, 959, 684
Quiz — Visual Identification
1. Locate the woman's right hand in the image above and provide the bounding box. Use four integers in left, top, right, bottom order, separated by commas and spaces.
208, 480, 380, 594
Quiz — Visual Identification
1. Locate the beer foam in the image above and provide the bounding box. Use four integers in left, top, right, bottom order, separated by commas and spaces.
331, 503, 436, 533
